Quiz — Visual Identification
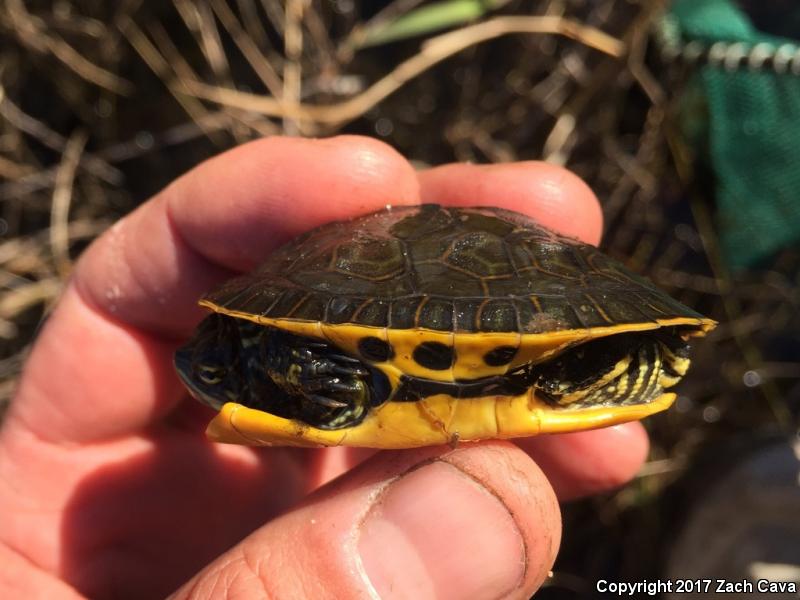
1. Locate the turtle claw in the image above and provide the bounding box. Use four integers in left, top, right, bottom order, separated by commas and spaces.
327, 353, 363, 364
310, 394, 348, 409
332, 364, 369, 377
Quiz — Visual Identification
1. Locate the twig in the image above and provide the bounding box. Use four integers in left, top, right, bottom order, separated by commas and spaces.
0, 155, 35, 179
302, 2, 338, 75
185, 15, 626, 127
666, 123, 793, 428
626, 0, 667, 106
173, 0, 232, 81
542, 6, 649, 163
0, 279, 62, 321
688, 192, 793, 428
209, 0, 283, 96
0, 111, 253, 203
0, 220, 110, 267
636, 457, 687, 478
259, 0, 285, 36
283, 0, 305, 134
542, 113, 576, 166
236, 0, 270, 47
0, 87, 122, 185
148, 20, 232, 145
4, 0, 133, 95
337, 0, 426, 61
50, 130, 87, 279
118, 17, 226, 145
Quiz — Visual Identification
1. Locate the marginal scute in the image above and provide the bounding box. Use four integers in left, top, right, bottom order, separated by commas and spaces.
413, 341, 455, 371
454, 297, 487, 332
352, 299, 389, 327
327, 296, 365, 324
479, 300, 518, 332
390, 296, 423, 329
484, 345, 518, 366
416, 297, 454, 330
358, 336, 394, 362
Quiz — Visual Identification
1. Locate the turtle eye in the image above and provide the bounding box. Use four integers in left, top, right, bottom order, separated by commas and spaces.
197, 364, 225, 385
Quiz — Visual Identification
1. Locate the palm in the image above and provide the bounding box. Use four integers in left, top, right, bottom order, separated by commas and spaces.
56, 412, 316, 597
13, 334, 357, 598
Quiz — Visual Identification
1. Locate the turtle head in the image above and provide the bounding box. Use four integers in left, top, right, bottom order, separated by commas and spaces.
176, 314, 392, 430
174, 313, 243, 410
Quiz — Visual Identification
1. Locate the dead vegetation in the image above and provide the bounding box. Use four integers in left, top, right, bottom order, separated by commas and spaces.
1, 0, 797, 595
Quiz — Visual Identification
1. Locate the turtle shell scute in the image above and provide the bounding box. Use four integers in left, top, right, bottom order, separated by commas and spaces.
204, 205, 706, 333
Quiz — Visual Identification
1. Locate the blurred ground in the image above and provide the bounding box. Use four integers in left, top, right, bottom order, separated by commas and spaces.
1, 0, 798, 597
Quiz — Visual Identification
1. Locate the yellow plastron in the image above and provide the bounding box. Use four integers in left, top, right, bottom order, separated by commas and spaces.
206, 392, 676, 449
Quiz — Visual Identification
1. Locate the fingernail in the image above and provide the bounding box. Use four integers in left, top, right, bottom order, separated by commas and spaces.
358, 460, 525, 600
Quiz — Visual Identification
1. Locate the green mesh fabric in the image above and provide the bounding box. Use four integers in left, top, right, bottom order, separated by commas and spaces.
668, 0, 800, 270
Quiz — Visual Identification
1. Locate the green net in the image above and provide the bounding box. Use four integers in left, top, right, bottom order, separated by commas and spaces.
663, 0, 800, 270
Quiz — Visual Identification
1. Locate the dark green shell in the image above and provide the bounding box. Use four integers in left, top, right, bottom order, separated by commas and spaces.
205, 204, 705, 333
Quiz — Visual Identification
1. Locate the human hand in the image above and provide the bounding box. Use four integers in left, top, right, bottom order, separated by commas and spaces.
0, 136, 649, 599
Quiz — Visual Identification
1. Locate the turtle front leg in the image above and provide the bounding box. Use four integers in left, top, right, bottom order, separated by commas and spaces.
261, 327, 388, 429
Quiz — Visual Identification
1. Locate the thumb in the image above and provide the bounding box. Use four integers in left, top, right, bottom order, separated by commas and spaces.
170, 442, 560, 600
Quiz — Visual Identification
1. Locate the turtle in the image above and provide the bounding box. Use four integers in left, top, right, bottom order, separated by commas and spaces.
174, 204, 715, 448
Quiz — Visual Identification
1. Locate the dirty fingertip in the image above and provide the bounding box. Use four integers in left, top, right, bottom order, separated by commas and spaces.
358, 442, 560, 599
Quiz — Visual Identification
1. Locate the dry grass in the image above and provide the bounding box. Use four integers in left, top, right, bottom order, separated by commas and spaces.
1, 0, 797, 595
